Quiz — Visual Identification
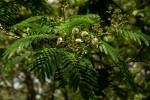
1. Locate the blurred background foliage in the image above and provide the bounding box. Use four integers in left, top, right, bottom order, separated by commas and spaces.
0, 0, 150, 100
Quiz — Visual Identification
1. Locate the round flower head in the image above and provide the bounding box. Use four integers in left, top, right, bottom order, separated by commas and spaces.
27, 27, 30, 31
72, 27, 79, 34
62, 32, 67, 36
81, 31, 88, 37
57, 37, 63, 44
92, 37, 99, 45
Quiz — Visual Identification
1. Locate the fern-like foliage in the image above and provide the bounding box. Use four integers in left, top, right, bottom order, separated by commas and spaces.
99, 40, 136, 91
0, 1, 21, 25
4, 51, 31, 71
29, 48, 60, 80
29, 48, 98, 99
99, 40, 122, 62
11, 16, 59, 36
3, 34, 56, 59
0, 0, 53, 26
3, 14, 150, 100
63, 14, 101, 33
29, 25, 51, 35
3, 14, 101, 59
11, 16, 44, 30
108, 27, 150, 46
62, 52, 98, 99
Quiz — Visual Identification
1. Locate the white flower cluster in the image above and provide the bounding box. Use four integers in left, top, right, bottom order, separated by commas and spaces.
71, 27, 99, 46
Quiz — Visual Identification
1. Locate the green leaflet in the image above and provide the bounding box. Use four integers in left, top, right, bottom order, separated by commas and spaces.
29, 48, 98, 99
108, 27, 150, 46
63, 14, 101, 34
99, 40, 137, 91
11, 16, 44, 30
29, 48, 60, 79
3, 34, 56, 59
62, 53, 98, 99
99, 40, 122, 62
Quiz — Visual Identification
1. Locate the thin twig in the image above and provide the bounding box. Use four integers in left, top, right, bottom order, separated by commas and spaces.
100, 32, 113, 37
0, 24, 20, 39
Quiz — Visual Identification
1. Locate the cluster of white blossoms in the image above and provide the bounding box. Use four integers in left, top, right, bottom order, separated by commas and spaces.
57, 27, 99, 47
72, 27, 99, 45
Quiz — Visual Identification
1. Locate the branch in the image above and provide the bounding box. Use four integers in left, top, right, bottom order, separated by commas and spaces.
0, 24, 20, 39
100, 32, 113, 37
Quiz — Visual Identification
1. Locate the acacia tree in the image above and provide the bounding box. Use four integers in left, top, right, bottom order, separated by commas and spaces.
1, 0, 150, 100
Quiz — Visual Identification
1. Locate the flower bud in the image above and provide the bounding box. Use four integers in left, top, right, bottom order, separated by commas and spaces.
92, 38, 99, 45
57, 37, 63, 44
82, 50, 87, 54
92, 54, 100, 62
62, 32, 67, 36
72, 27, 79, 34
27, 27, 30, 31
75, 38, 83, 43
81, 31, 88, 37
